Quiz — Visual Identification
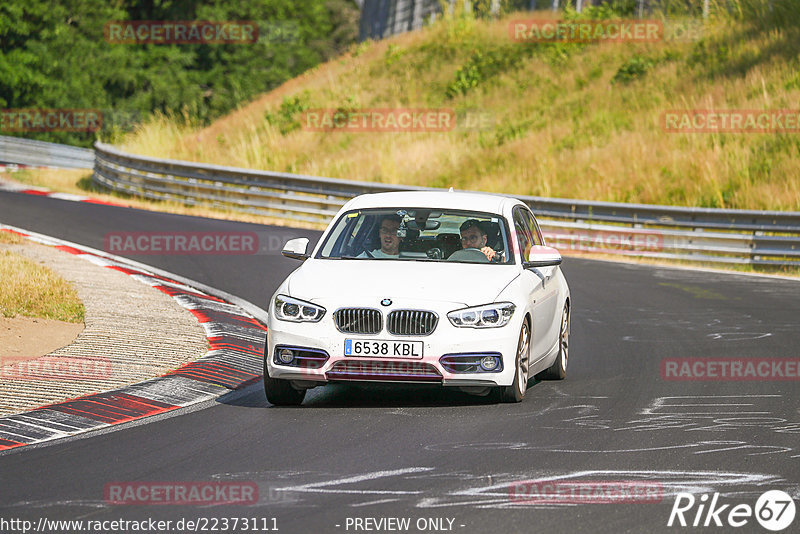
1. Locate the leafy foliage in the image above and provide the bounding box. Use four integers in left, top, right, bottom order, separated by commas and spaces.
612, 55, 655, 84
265, 92, 311, 135
0, 0, 358, 146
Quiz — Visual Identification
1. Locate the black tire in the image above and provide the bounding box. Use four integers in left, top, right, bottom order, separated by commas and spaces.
537, 302, 569, 381
263, 351, 305, 406
500, 319, 531, 403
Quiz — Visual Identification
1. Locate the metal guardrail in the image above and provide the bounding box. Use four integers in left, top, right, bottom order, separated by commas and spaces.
92, 142, 800, 267
0, 135, 94, 169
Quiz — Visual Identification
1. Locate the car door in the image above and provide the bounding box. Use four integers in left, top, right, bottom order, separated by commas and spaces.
522, 208, 561, 354
512, 207, 555, 361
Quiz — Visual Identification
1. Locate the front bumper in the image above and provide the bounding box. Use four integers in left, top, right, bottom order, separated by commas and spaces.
266, 310, 521, 388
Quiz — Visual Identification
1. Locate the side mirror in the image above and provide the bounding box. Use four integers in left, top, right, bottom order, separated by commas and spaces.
281, 237, 310, 261
523, 245, 562, 268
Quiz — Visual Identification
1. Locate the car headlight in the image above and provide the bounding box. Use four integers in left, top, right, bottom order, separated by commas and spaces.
447, 302, 515, 328
274, 294, 326, 323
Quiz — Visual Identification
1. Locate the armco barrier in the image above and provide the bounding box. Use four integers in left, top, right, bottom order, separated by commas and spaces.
0, 135, 94, 169
3, 135, 799, 266
90, 142, 800, 266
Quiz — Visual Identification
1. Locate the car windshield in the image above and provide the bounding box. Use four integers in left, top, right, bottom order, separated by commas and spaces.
317, 208, 514, 264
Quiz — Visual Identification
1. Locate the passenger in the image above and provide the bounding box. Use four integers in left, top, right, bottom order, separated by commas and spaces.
359, 215, 403, 258
459, 219, 496, 261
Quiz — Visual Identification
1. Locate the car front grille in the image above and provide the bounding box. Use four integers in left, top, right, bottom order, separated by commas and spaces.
326, 360, 442, 382
334, 308, 382, 334
387, 310, 438, 336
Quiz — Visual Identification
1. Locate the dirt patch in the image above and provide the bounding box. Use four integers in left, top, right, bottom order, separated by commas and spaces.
0, 316, 84, 360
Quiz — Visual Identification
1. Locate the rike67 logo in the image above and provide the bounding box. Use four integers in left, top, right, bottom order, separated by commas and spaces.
668, 490, 796, 531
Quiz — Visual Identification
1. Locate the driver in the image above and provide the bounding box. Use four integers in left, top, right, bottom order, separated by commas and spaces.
359, 215, 403, 258
459, 219, 496, 261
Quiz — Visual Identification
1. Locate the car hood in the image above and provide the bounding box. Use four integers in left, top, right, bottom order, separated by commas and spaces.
286, 259, 519, 307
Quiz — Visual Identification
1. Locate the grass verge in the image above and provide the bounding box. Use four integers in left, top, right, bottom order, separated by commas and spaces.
0, 245, 85, 323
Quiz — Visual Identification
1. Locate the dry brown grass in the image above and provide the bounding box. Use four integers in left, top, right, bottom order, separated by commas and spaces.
3, 168, 93, 195
0, 230, 25, 245
116, 9, 800, 211
0, 249, 85, 322
6, 7, 798, 279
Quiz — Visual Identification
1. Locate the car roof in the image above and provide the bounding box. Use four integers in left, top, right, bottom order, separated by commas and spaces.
342, 191, 520, 215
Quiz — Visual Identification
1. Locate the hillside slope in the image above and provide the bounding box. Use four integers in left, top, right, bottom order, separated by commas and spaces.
120, 4, 800, 211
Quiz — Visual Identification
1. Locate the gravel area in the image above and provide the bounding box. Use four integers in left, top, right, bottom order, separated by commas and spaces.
0, 240, 208, 416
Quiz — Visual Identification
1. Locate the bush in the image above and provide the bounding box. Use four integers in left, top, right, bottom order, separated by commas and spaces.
265, 93, 312, 135
612, 55, 654, 83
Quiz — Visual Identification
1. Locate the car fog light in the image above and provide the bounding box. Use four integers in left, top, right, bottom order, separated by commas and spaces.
480, 355, 499, 371
278, 349, 295, 364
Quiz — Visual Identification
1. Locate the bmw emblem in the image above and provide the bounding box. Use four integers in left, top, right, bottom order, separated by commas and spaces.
380, 298, 392, 306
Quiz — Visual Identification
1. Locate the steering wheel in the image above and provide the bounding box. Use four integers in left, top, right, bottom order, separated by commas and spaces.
447, 248, 490, 263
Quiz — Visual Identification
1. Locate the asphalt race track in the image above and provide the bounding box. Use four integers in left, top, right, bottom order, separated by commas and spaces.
1, 191, 798, 534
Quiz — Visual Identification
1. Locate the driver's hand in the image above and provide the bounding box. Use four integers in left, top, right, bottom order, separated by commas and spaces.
480, 246, 496, 261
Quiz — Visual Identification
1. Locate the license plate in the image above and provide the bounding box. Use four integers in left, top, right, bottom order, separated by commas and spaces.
344, 339, 423, 359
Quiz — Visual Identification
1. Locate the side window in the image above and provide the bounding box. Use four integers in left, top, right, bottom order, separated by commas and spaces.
327, 213, 366, 257
512, 208, 534, 262
521, 209, 543, 246
320, 216, 351, 257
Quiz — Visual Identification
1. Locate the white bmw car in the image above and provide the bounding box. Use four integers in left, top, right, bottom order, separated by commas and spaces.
264, 191, 570, 405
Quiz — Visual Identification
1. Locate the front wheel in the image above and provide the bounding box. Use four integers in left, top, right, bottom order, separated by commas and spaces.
500, 319, 531, 403
263, 356, 306, 406
537, 302, 569, 380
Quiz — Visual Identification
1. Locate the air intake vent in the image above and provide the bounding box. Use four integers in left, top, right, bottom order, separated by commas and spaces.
334, 308, 382, 334
327, 360, 442, 382
387, 310, 438, 336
